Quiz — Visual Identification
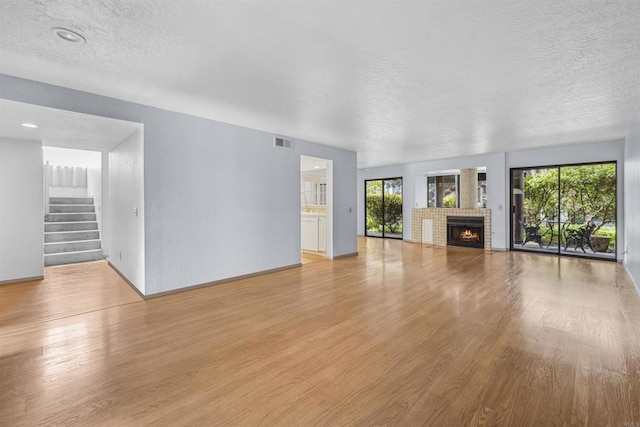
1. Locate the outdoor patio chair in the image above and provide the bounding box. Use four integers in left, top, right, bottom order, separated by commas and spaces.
563, 222, 596, 253
522, 225, 543, 248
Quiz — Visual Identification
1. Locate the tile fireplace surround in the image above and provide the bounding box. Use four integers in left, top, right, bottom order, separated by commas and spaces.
411, 208, 492, 250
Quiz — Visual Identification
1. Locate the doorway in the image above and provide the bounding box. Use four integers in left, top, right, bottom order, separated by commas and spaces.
510, 162, 617, 260
365, 177, 403, 239
43, 147, 104, 267
301, 155, 333, 263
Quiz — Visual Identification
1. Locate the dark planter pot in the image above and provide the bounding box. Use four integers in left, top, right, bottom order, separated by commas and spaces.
590, 236, 611, 252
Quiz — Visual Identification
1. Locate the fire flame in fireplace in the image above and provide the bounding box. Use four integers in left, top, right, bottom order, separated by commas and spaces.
459, 229, 480, 242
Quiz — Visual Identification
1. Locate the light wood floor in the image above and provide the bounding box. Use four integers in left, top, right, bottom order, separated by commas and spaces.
301, 252, 327, 264
1, 238, 639, 425
0, 261, 142, 327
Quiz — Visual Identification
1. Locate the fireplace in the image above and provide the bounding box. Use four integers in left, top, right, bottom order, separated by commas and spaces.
447, 216, 484, 249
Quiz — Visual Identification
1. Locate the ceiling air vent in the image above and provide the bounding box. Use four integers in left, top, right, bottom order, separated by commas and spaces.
273, 136, 292, 149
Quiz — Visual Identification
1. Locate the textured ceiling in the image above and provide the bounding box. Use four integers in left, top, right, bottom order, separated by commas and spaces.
0, 1, 639, 168
0, 99, 141, 151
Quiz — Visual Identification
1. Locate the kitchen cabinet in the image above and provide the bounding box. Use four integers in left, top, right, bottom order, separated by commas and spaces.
301, 214, 326, 252
302, 177, 326, 206
318, 217, 326, 251
302, 216, 319, 251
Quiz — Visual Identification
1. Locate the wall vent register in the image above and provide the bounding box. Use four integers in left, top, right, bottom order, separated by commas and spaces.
273, 137, 292, 148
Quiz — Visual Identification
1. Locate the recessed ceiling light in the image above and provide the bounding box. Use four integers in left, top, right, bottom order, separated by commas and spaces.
52, 27, 86, 43
21, 123, 39, 129
314, 165, 320, 169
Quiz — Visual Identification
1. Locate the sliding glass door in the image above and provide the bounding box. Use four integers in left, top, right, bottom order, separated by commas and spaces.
511, 167, 560, 254
511, 162, 616, 260
365, 178, 403, 239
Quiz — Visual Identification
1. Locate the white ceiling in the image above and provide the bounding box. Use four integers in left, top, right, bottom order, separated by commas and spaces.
0, 1, 639, 168
0, 99, 141, 151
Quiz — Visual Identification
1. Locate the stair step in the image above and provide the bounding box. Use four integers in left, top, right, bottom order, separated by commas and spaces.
49, 197, 94, 205
44, 197, 102, 266
45, 221, 98, 232
47, 213, 97, 222
45, 231, 100, 243
49, 204, 95, 213
44, 249, 104, 267
44, 239, 102, 254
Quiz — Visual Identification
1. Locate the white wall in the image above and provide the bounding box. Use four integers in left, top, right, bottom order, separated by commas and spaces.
506, 139, 625, 259
87, 153, 102, 224
48, 187, 87, 197
43, 146, 99, 167
101, 152, 110, 258
358, 142, 624, 254
357, 152, 506, 247
409, 153, 507, 248
108, 129, 145, 293
0, 75, 357, 296
43, 147, 102, 216
0, 138, 43, 282
624, 110, 640, 293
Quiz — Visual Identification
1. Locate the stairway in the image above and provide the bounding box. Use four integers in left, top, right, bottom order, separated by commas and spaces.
44, 197, 104, 267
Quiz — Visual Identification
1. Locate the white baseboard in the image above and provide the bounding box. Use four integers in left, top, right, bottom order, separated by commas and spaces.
625, 264, 640, 295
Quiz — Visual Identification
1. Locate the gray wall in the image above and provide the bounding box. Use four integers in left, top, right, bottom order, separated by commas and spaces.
625, 109, 640, 293
0, 137, 43, 282
0, 74, 357, 295
108, 129, 145, 293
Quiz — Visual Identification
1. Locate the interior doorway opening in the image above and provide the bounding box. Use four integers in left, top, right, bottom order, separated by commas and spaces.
0, 99, 144, 293
301, 155, 333, 263
43, 147, 104, 267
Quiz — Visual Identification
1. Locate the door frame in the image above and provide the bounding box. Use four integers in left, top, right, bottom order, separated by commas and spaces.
300, 155, 333, 259
509, 160, 617, 261
364, 177, 403, 240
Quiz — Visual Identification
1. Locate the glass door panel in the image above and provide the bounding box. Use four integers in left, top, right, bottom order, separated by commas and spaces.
365, 180, 383, 237
511, 167, 560, 254
365, 178, 403, 239
383, 178, 403, 239
559, 163, 616, 259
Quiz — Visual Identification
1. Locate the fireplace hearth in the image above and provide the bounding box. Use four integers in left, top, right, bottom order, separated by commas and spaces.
447, 216, 484, 249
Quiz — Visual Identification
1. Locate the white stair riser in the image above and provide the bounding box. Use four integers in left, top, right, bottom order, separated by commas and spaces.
49, 205, 95, 213
49, 197, 94, 205
45, 240, 102, 254
45, 222, 98, 232
47, 213, 97, 222
45, 250, 104, 266
45, 231, 100, 242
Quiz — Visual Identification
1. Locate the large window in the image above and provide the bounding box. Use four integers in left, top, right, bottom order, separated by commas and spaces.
365, 178, 403, 239
427, 175, 458, 208
510, 162, 616, 260
427, 172, 486, 208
